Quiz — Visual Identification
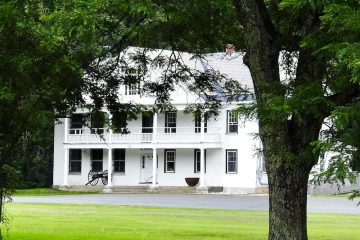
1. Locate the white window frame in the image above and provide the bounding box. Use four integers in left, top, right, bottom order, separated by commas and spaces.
226, 149, 238, 174
164, 149, 176, 173
227, 110, 238, 133
165, 111, 177, 133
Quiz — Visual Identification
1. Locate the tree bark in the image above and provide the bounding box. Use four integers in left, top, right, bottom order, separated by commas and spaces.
267, 159, 310, 240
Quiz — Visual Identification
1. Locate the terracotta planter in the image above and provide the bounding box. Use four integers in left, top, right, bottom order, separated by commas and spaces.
185, 177, 199, 187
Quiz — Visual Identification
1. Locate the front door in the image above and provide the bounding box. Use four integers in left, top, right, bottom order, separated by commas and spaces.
140, 154, 153, 183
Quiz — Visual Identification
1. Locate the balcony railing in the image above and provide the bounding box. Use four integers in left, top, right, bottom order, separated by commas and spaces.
66, 127, 221, 144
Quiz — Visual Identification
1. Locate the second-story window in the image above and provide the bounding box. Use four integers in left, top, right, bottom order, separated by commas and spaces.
91, 111, 105, 134
165, 111, 176, 133
69, 114, 83, 134
227, 110, 238, 133
90, 149, 103, 172
194, 115, 208, 133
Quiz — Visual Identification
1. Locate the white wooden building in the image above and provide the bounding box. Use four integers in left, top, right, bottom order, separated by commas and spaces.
53, 48, 268, 194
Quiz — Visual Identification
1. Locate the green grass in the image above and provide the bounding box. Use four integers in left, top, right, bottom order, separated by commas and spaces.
2, 203, 360, 240
13, 188, 97, 196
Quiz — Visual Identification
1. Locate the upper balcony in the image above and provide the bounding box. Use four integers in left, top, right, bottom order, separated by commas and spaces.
66, 127, 222, 145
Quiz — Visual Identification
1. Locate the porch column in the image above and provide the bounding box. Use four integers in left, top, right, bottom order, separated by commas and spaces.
107, 148, 112, 187
64, 117, 69, 143
199, 147, 206, 188
62, 148, 69, 186
108, 113, 113, 144
200, 115, 205, 142
152, 112, 158, 143
151, 148, 157, 188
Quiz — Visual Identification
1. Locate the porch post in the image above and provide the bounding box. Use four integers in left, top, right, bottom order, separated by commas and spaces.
62, 148, 69, 186
200, 115, 205, 142
151, 148, 157, 189
152, 112, 158, 143
107, 148, 112, 187
64, 117, 69, 143
198, 147, 206, 189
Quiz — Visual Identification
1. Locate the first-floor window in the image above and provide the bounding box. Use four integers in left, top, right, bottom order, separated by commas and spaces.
91, 149, 103, 172
69, 149, 82, 173
226, 149, 238, 174
113, 149, 125, 173
164, 149, 176, 173
194, 149, 206, 173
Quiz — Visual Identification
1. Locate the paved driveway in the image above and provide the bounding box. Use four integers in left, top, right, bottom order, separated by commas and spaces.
12, 194, 360, 214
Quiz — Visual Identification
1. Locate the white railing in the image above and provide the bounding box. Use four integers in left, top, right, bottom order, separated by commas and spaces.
66, 127, 221, 144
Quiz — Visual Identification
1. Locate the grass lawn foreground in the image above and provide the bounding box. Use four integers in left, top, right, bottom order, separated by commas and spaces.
2, 203, 360, 240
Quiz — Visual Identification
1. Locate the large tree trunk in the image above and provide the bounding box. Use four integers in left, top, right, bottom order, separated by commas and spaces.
233, 1, 324, 239
267, 160, 310, 240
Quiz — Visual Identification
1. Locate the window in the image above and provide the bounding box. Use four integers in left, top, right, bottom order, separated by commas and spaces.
194, 115, 207, 133
69, 114, 83, 134
90, 149, 103, 172
124, 68, 141, 95
125, 83, 140, 95
113, 149, 125, 173
194, 149, 206, 173
226, 150, 238, 173
164, 149, 176, 173
165, 111, 176, 133
227, 110, 238, 133
69, 149, 82, 173
142, 112, 153, 133
91, 112, 105, 134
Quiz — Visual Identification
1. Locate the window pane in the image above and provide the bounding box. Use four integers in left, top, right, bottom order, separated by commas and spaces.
114, 160, 125, 173
69, 149, 82, 160
167, 162, 175, 172
69, 161, 81, 173
113, 149, 125, 160
91, 149, 103, 160
70, 114, 83, 129
228, 162, 236, 173
92, 160, 103, 172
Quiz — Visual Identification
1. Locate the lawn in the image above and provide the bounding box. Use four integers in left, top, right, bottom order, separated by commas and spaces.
13, 188, 97, 196
2, 203, 360, 240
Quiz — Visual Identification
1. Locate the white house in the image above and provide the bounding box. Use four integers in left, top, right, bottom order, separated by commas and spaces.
53, 47, 268, 194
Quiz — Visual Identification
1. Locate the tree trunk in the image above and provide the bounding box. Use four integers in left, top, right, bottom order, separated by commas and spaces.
267, 162, 310, 240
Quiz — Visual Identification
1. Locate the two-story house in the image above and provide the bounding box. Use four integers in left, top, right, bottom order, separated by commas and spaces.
53, 47, 268, 194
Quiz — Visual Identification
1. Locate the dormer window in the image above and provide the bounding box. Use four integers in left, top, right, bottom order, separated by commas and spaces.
125, 83, 140, 95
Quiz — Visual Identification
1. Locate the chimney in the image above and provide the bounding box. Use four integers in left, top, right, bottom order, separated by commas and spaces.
225, 44, 235, 56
